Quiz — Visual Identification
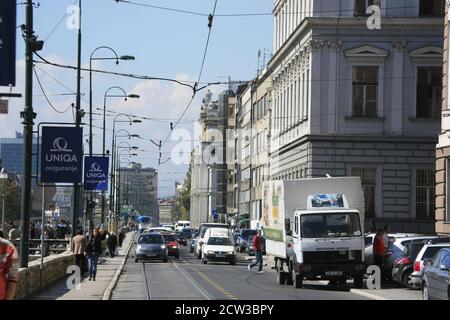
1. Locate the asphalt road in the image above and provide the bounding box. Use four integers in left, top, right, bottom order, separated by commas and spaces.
111, 234, 421, 300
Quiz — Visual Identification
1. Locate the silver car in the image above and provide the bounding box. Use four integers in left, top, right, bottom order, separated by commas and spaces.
135, 232, 168, 263
410, 243, 450, 289
422, 248, 450, 300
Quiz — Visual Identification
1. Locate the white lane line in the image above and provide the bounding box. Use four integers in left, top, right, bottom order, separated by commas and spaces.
316, 280, 387, 300
172, 260, 212, 300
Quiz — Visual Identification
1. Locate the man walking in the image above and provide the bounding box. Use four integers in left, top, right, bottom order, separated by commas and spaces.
0, 233, 19, 300
71, 229, 87, 276
247, 230, 264, 274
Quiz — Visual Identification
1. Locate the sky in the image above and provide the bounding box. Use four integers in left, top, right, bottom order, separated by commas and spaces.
0, 0, 274, 197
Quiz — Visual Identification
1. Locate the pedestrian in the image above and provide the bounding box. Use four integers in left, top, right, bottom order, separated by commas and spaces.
107, 232, 118, 258
71, 229, 87, 275
0, 232, 19, 300
85, 228, 102, 281
8, 224, 19, 241
118, 229, 125, 248
373, 229, 385, 281
247, 230, 264, 274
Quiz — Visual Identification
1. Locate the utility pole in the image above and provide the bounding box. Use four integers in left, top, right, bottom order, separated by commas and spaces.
72, 0, 82, 238
19, 0, 37, 268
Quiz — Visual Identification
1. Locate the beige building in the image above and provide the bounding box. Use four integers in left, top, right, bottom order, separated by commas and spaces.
436, 4, 450, 235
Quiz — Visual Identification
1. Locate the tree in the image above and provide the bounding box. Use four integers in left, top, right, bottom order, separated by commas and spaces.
3, 179, 21, 223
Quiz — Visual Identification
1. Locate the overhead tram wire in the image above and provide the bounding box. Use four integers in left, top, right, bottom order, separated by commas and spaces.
112, 1, 424, 18
161, 0, 219, 148
33, 66, 73, 114
43, 0, 79, 42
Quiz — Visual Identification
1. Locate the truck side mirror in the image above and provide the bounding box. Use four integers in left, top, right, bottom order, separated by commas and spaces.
285, 218, 291, 233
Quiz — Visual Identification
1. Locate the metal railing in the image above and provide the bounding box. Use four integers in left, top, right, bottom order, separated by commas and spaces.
11, 239, 70, 257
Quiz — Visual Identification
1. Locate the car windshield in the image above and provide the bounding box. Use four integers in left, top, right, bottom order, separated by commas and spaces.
138, 234, 162, 244
163, 234, 176, 242
200, 224, 228, 238
300, 213, 362, 238
207, 237, 232, 246
138, 217, 151, 224
424, 246, 450, 259
241, 229, 257, 239
364, 236, 373, 247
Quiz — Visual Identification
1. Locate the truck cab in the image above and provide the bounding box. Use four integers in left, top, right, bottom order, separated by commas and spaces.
283, 206, 365, 288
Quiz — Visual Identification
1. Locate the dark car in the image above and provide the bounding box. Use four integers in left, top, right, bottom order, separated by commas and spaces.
247, 235, 266, 256
237, 229, 258, 253
176, 231, 188, 246
422, 248, 450, 300
135, 233, 168, 263
393, 237, 450, 289
162, 232, 180, 258
182, 228, 193, 239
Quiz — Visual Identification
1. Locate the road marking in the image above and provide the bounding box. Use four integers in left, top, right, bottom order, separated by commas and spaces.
192, 268, 239, 300
142, 263, 152, 300
171, 261, 211, 300
316, 280, 387, 300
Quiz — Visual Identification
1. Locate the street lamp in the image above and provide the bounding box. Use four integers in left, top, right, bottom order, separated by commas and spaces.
100, 87, 139, 223
89, 46, 135, 157
0, 168, 8, 236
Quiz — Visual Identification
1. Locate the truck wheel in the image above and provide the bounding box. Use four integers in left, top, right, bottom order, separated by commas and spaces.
354, 276, 364, 289
293, 274, 303, 289
277, 270, 286, 285
286, 273, 293, 285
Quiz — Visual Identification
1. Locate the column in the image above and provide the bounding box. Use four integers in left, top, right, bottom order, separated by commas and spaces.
391, 41, 406, 135
327, 40, 342, 134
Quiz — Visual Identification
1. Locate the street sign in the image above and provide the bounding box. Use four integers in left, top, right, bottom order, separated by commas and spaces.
41, 126, 83, 183
0, 0, 17, 86
84, 156, 109, 191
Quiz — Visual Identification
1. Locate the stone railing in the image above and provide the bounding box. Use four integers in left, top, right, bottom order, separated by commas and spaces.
15, 251, 75, 300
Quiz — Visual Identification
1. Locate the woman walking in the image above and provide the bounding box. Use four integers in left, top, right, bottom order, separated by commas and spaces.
85, 228, 102, 281
107, 232, 118, 258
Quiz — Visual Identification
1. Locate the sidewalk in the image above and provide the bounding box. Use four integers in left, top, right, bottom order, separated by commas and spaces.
29, 231, 134, 300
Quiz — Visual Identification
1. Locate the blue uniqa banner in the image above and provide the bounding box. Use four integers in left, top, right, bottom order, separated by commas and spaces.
0, 0, 17, 86
84, 156, 109, 191
41, 127, 83, 183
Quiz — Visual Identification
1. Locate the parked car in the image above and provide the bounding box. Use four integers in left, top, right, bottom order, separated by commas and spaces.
134, 233, 168, 263
162, 232, 180, 258
190, 236, 197, 253
422, 248, 450, 300
364, 233, 423, 267
176, 231, 188, 246
410, 242, 450, 289
237, 229, 258, 253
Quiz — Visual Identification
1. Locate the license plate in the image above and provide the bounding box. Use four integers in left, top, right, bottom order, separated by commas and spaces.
146, 253, 156, 257
216, 254, 226, 258
325, 271, 343, 276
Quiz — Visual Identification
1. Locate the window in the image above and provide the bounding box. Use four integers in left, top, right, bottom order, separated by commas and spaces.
416, 169, 435, 220
419, 0, 445, 16
294, 216, 299, 235
416, 67, 442, 118
351, 168, 376, 219
352, 66, 378, 117
354, 0, 380, 16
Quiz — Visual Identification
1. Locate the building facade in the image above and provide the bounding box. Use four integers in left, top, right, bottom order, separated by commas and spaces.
436, 3, 450, 235
118, 163, 158, 219
269, 0, 444, 232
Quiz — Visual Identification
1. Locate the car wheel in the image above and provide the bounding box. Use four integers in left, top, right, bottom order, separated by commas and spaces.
202, 258, 207, 264
285, 273, 293, 286
135, 258, 139, 263
276, 270, 286, 285
403, 271, 414, 289
293, 274, 303, 289
175, 254, 180, 259
422, 283, 430, 300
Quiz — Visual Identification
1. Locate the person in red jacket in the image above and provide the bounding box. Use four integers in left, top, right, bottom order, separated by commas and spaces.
0, 235, 19, 300
373, 229, 385, 270
247, 230, 264, 274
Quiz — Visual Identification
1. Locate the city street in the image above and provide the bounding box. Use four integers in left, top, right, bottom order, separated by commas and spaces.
111, 235, 421, 301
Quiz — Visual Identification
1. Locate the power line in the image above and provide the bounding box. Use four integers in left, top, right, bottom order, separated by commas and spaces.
43, 0, 79, 42
33, 66, 73, 114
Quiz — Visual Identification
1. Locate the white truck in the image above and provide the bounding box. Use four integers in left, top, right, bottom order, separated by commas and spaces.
261, 177, 366, 288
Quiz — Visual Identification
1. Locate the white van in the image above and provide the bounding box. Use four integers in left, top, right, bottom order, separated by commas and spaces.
201, 228, 236, 265
176, 220, 190, 232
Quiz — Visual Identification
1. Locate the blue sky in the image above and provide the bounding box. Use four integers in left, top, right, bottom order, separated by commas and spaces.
2, 0, 274, 196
